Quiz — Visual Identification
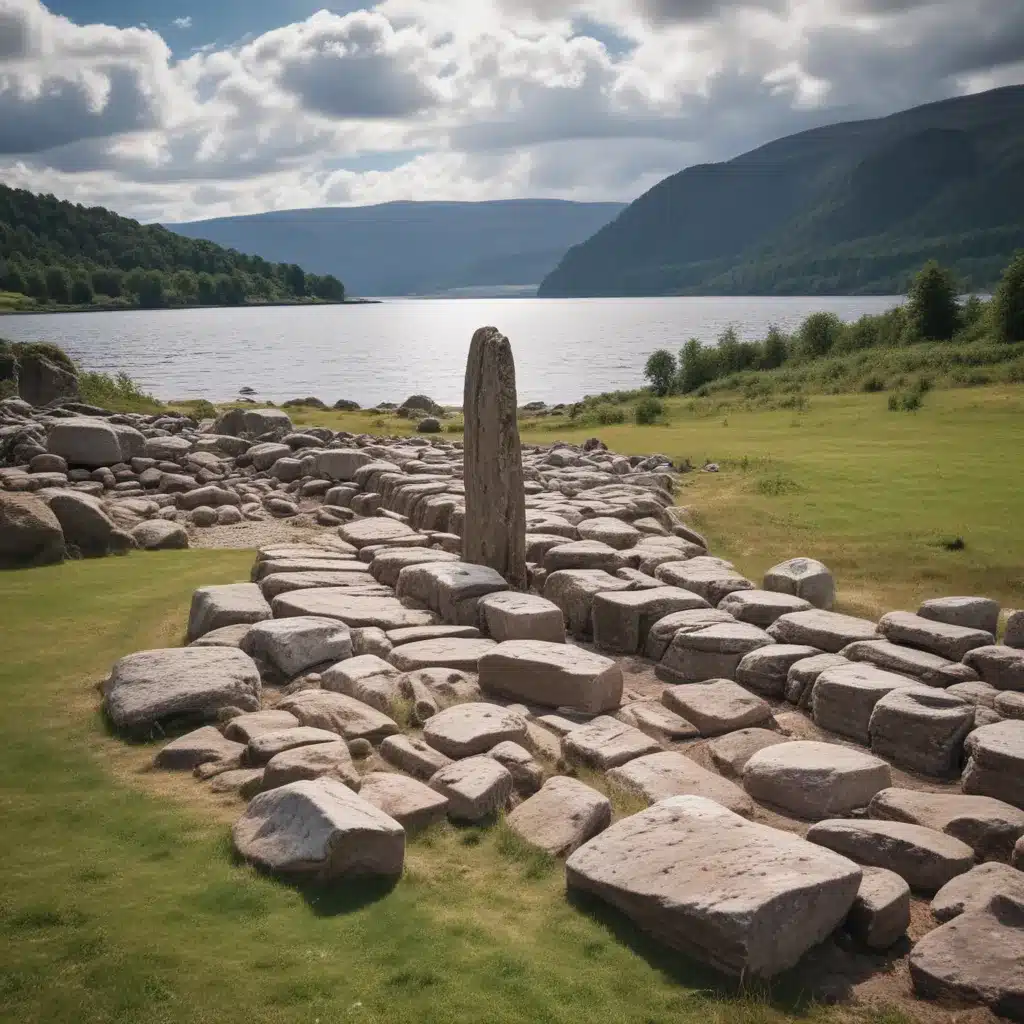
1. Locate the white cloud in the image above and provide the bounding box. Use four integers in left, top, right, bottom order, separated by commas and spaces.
172, 16, 192, 30
0, 0, 1021, 222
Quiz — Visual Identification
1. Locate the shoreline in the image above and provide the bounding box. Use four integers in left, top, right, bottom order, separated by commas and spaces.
0, 297, 379, 317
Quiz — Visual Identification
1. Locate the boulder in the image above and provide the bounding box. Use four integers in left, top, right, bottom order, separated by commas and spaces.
357, 772, 449, 831
273, 589, 438, 630
214, 408, 293, 439
477, 591, 566, 644
154, 725, 244, 770
998, 691, 1024, 719
662, 680, 772, 736
429, 755, 514, 822
806, 819, 974, 891
276, 690, 398, 744
718, 589, 812, 627
841, 639, 977, 688
707, 728, 791, 776
369, 547, 458, 587
543, 540, 628, 574
395, 561, 508, 626
931, 863, 1024, 922
262, 740, 361, 792
47, 419, 123, 467
564, 796, 862, 979
868, 688, 975, 776
919, 596, 1000, 636
486, 741, 543, 795
379, 734, 453, 779
846, 867, 911, 950
878, 611, 994, 662
592, 587, 709, 655
962, 721, 1024, 809
1006, 610, 1024, 650
742, 741, 891, 820
423, 703, 527, 758
654, 559, 754, 605
17, 350, 78, 406
45, 491, 122, 557
657, 620, 774, 685
478, 640, 622, 714
339, 517, 421, 549
241, 616, 352, 679
643, 608, 733, 662
617, 701, 699, 743
506, 776, 611, 856
321, 655, 402, 712
561, 716, 662, 770
232, 779, 403, 879
189, 623, 254, 649
186, 583, 272, 641
223, 709, 300, 744
316, 449, 373, 481
609, 751, 754, 816
763, 558, 835, 610
246, 727, 340, 765
0, 492, 64, 568
259, 571, 384, 601
209, 768, 264, 797
387, 638, 496, 673
735, 644, 821, 698
577, 517, 641, 550
543, 569, 632, 636
785, 653, 849, 707
964, 646, 1024, 692
104, 647, 261, 731
869, 788, 1024, 862
768, 609, 879, 652
131, 519, 189, 551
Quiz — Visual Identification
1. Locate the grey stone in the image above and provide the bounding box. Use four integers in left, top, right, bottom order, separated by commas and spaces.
321, 655, 402, 713
131, 519, 189, 550
998, 691, 1024, 719
154, 725, 244, 770
486, 741, 543, 795
718, 589, 813, 627
609, 751, 754, 816
562, 715, 661, 770
241, 616, 352, 679
339, 517, 421, 549
769, 609, 879, 652
841, 639, 977, 688
258, 571, 384, 602
506, 776, 611, 856
422, 702, 527, 758
763, 558, 835, 610
618, 701, 700, 742
477, 591, 566, 644
657, 620, 773, 684
592, 587, 709, 655
369, 547, 459, 587
273, 589, 438, 630
429, 755, 514, 822
964, 646, 1024, 692
387, 638, 496, 673
395, 561, 508, 626
277, 690, 398, 744
577, 517, 641, 550
261, 740, 361, 791
45, 490, 120, 556
357, 772, 449, 830
707, 728, 791, 776
643, 608, 733, 662
736, 644, 821, 698
785, 653, 850, 707
931, 862, 1024, 922
544, 540, 628, 574
543, 569, 632, 636
223, 709, 300, 744
47, 419, 123, 466
0, 492, 64, 568
868, 688, 975, 776
662, 679, 772, 736
186, 583, 271, 641
962, 721, 1024, 809
1006, 610, 1024, 650
246, 727, 341, 765
655, 559, 754, 605
380, 734, 453, 779
846, 867, 910, 950
878, 611, 994, 662
189, 623, 255, 649
919, 596, 1000, 636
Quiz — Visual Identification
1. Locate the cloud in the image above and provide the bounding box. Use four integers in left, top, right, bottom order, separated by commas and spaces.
173, 16, 192, 30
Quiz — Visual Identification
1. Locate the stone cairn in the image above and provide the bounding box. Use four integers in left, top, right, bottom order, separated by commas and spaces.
3, 335, 1024, 1015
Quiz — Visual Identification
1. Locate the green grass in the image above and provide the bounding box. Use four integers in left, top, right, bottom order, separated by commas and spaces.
0, 551, 915, 1024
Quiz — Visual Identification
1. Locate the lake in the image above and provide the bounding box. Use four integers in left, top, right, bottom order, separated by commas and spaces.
1, 296, 901, 406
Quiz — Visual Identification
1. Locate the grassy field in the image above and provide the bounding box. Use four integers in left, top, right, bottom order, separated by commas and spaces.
0, 551, 921, 1024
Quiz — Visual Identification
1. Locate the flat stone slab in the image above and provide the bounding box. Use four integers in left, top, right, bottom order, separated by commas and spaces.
806, 819, 974, 892
561, 716, 662, 770
878, 611, 994, 662
232, 779, 404, 880
253, 557, 357, 581
368, 547, 459, 587
240, 616, 352, 679
707, 728, 792, 776
763, 558, 835, 610
543, 569, 633, 636
104, 647, 261, 732
386, 625, 481, 646
847, 867, 910, 951
187, 583, 272, 641
395, 561, 508, 624
277, 690, 398, 744
869, 788, 1024, 862
609, 751, 754, 816
246, 727, 340, 765
486, 741, 543, 795
258, 570, 383, 601
209, 768, 264, 797
565, 796, 863, 979
658, 620, 774, 684
812, 662, 929, 744
272, 590, 439, 630
662, 680, 772, 736
577, 517, 642, 550
841, 639, 977, 688
932, 862, 1024, 922
743, 741, 891, 820
592, 587, 710, 655
718, 590, 813, 627
654, 560, 754, 605
918, 596, 1001, 636
262, 740, 361, 791
321, 654, 402, 712
429, 756, 513, 822
506, 776, 611, 857
380, 734, 453, 779
223, 709, 300, 743
422, 703, 528, 758
963, 645, 1024, 692
477, 591, 566, 644
868, 688, 974, 777
154, 725, 244, 771
736, 644, 822, 698
962, 721, 1024, 809
618, 701, 700, 742
543, 540, 628, 573
339, 517, 421, 548
387, 638, 496, 673
643, 608, 732, 662
358, 772, 449, 831
785, 653, 849, 707
768, 609, 879, 652
478, 640, 622, 714
188, 623, 255, 649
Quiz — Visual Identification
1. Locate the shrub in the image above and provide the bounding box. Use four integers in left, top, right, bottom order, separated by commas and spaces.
643, 349, 677, 396
861, 374, 885, 392
907, 261, 960, 341
797, 312, 844, 359
888, 390, 922, 412
991, 250, 1024, 343
191, 400, 217, 420
594, 404, 626, 426
79, 370, 161, 411
677, 338, 719, 392
634, 396, 663, 425
761, 325, 789, 369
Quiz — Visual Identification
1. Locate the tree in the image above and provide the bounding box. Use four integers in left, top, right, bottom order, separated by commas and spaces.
990, 250, 1024, 343
907, 261, 959, 341
70, 275, 94, 304
797, 311, 844, 358
91, 267, 122, 297
761, 325, 789, 368
136, 269, 166, 308
23, 266, 47, 300
0, 260, 26, 295
311, 273, 344, 301
285, 263, 306, 296
677, 338, 718, 392
716, 327, 742, 374
643, 349, 677, 396
197, 272, 216, 304
44, 265, 71, 304
173, 269, 198, 303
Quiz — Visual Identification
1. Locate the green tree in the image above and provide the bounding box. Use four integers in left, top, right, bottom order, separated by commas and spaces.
91, 267, 122, 297
907, 261, 960, 341
136, 270, 166, 308
643, 349, 677, 396
285, 263, 306, 296
716, 326, 742, 374
44, 265, 71, 304
761, 325, 789, 368
677, 338, 718, 392
311, 273, 344, 301
0, 260, 26, 295
197, 272, 216, 304
173, 269, 198, 303
23, 266, 47, 300
797, 311, 844, 358
123, 267, 147, 297
990, 250, 1024, 343
70, 275, 94, 304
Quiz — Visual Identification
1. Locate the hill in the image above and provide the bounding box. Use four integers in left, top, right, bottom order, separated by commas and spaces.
0, 184, 343, 309
539, 86, 1024, 297
167, 199, 624, 297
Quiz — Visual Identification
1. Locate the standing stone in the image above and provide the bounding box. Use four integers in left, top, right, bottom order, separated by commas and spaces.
462, 327, 526, 590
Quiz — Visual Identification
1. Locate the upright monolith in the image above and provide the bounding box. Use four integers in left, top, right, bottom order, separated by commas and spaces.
462, 326, 527, 589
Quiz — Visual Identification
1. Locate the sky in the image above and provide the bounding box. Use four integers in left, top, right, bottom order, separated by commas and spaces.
1, 0, 1023, 223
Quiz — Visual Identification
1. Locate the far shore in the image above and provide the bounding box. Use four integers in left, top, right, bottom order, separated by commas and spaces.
0, 297, 379, 316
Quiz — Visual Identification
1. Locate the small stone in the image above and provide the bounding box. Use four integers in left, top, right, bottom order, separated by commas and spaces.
769, 609, 879, 653
380, 734, 453, 779
154, 725, 244, 770
964, 646, 1024, 692
246, 727, 341, 765
358, 772, 449, 831
262, 740, 361, 791
477, 591, 566, 644
718, 589, 813, 627
223, 709, 300, 743
763, 558, 835, 610
846, 867, 910, 950
617, 701, 699, 742
486, 741, 544, 795
868, 688, 974, 777
707, 728, 791, 776
736, 644, 821, 698
186, 583, 271, 641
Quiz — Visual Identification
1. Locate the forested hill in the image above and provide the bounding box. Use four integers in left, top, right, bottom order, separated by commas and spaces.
539, 86, 1024, 297
0, 185, 343, 308
167, 199, 624, 296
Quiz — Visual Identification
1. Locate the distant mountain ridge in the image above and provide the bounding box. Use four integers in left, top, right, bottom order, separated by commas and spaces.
539, 86, 1024, 297
167, 199, 624, 297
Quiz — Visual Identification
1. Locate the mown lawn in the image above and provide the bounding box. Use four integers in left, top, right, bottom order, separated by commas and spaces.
0, 552, 915, 1024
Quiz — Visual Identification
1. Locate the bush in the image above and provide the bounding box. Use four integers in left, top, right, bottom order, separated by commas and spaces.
907, 261, 960, 341
191, 400, 217, 420
991, 250, 1024, 343
79, 370, 161, 411
634, 396, 663, 425
797, 312, 844, 359
861, 374, 885, 393
593, 404, 626, 426
643, 349, 677, 396
888, 390, 923, 412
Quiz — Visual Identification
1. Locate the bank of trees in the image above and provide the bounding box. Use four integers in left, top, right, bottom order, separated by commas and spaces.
0, 185, 344, 309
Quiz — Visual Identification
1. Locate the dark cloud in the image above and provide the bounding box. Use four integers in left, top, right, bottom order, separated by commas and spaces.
638, 0, 786, 22
0, 7, 30, 58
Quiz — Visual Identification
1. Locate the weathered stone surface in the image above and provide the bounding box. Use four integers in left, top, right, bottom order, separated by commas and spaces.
223, 709, 300, 744
736, 644, 821, 698
785, 653, 849, 707
316, 449, 373, 481
544, 540, 628, 574
662, 679, 772, 736
562, 716, 661, 770
273, 589, 438, 630
1015, 837, 1024, 869
214, 407, 293, 439
486, 740, 543, 795
919, 596, 1000, 636
187, 583, 271, 641
387, 625, 481, 646
395, 561, 508, 625
909, 893, 1024, 1017
543, 569, 632, 636
209, 768, 264, 797
868, 688, 975, 776
369, 547, 459, 587
47, 418, 123, 466
154, 725, 244, 770
769, 609, 879, 652
643, 608, 733, 662
592, 587, 709, 655
387, 638, 496, 673
964, 646, 1024, 692
241, 616, 352, 679
462, 327, 527, 589
478, 640, 622, 714
1006, 610, 1024, 650
277, 690, 398, 744
429, 755, 514, 822
259, 570, 384, 601
321, 655, 402, 712
339, 517, 421, 549
423, 702, 527, 758
847, 867, 910, 950
743, 742, 891, 820
564, 796, 862, 979
477, 591, 566, 643
0, 492, 64, 568
962, 721, 1024, 809
806, 819, 974, 891
232, 779, 404, 879
841, 639, 977, 687
618, 701, 699, 742
763, 558, 835, 610
506, 776, 611, 856
878, 611, 994, 662
655, 559, 754, 605
253, 557, 357, 581
262, 740, 361, 791
577, 517, 641, 550
104, 647, 261, 731
401, 666, 480, 704
358, 772, 449, 830
45, 491, 121, 556
380, 734, 453, 779
658, 620, 774, 685
609, 751, 754, 816
812, 663, 929, 744
708, 728, 791, 776
246, 727, 340, 765
131, 519, 188, 550
718, 589, 812, 627
869, 788, 1024, 862
932, 863, 1024, 922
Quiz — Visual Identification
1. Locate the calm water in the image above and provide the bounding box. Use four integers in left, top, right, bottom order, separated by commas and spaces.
1, 296, 901, 406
